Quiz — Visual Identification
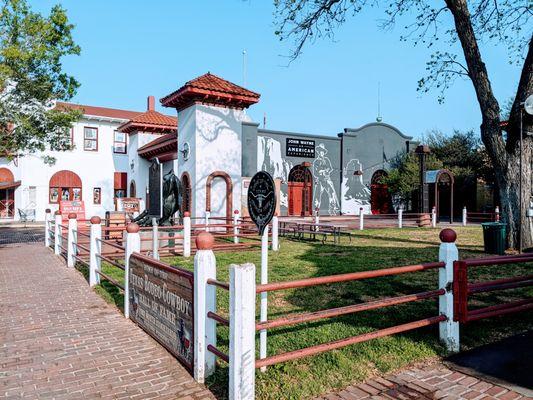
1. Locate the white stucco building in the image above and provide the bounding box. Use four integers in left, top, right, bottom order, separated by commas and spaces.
0, 72, 415, 223
0, 96, 176, 221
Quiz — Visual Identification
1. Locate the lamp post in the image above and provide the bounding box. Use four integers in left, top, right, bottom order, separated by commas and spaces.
415, 145, 431, 214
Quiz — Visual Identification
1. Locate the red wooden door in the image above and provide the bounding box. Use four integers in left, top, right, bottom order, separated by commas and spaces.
288, 182, 304, 216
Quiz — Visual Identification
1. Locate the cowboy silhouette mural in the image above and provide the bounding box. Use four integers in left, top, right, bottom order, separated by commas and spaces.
313, 143, 340, 215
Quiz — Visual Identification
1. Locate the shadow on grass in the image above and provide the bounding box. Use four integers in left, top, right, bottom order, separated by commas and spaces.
202, 235, 532, 400
349, 232, 485, 251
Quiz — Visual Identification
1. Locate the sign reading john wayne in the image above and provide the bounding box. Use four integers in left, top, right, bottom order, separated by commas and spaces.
286, 138, 315, 158
129, 253, 194, 371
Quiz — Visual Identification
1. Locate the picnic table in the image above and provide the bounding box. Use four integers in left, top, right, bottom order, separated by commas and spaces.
280, 221, 351, 244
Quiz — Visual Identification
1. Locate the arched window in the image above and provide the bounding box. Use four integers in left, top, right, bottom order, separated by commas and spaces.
129, 180, 136, 198
181, 172, 192, 213
0, 168, 14, 183
49, 170, 82, 203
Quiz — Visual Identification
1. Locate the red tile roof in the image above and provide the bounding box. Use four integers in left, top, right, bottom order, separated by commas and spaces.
161, 72, 260, 111
118, 110, 177, 134
55, 102, 142, 120
137, 133, 177, 160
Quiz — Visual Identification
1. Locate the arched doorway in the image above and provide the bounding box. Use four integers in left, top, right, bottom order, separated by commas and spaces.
206, 171, 232, 221
0, 168, 18, 218
434, 170, 454, 223
49, 170, 82, 203
129, 180, 136, 198
288, 165, 313, 216
370, 170, 391, 214
181, 172, 192, 213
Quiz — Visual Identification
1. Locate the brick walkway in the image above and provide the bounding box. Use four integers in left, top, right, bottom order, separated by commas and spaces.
315, 362, 530, 400
0, 242, 215, 400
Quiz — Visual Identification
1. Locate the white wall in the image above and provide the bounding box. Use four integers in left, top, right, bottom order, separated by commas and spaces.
180, 104, 246, 220
1, 117, 130, 221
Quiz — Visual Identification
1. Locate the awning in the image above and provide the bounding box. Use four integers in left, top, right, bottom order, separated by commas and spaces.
0, 180, 21, 190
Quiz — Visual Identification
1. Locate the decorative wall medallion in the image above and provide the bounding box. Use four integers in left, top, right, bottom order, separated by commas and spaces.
248, 171, 276, 235
181, 142, 190, 161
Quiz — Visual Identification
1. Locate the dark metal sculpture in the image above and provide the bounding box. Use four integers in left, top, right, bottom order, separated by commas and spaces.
133, 169, 183, 226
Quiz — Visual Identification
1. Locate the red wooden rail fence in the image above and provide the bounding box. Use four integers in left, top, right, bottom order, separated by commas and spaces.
453, 253, 533, 323
191, 228, 532, 398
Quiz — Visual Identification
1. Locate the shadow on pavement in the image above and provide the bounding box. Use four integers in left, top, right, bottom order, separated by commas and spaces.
445, 331, 533, 396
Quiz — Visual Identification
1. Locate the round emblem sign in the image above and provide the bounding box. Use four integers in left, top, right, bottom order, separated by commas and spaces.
247, 171, 276, 236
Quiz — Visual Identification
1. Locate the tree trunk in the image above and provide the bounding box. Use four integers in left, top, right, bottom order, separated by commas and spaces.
446, 0, 533, 250
495, 138, 533, 250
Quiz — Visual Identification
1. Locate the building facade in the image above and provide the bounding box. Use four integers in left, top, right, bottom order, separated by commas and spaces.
0, 72, 414, 222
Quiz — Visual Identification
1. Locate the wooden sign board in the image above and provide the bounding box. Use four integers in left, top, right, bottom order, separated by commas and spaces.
59, 200, 86, 221
116, 197, 141, 213
128, 253, 194, 371
248, 171, 276, 235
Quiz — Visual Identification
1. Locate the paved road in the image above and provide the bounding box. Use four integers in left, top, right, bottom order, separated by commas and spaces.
0, 242, 215, 399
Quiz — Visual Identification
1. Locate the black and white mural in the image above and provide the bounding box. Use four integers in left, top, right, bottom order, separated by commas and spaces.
312, 144, 340, 214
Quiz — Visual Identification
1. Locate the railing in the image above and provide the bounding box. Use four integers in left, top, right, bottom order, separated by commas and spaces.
462, 206, 500, 226
453, 253, 533, 323
193, 228, 531, 399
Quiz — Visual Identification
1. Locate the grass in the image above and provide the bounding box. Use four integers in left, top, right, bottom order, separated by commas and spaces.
79, 226, 533, 400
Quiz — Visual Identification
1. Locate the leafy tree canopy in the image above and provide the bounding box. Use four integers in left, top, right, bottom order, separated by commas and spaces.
0, 0, 81, 159
382, 130, 493, 203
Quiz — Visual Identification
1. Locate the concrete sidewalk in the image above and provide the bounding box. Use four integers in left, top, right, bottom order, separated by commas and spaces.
0, 242, 215, 399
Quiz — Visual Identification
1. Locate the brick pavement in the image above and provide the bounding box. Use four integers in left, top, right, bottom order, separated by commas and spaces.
0, 242, 215, 399
314, 362, 531, 400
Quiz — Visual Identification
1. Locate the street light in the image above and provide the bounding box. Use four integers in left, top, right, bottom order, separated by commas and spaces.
519, 94, 533, 253
415, 145, 431, 214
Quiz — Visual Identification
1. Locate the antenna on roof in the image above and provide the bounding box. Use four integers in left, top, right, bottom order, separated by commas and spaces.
376, 81, 383, 122
263, 112, 266, 129
242, 49, 247, 87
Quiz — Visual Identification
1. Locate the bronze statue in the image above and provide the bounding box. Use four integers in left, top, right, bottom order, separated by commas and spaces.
133, 169, 183, 226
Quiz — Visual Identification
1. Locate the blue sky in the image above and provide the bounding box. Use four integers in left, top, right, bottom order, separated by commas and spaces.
33, 0, 522, 140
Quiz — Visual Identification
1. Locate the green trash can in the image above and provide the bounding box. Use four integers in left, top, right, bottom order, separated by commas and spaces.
481, 222, 507, 255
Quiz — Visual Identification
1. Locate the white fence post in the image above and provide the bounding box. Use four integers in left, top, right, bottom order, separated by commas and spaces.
314, 207, 320, 231
398, 207, 403, 229
259, 225, 269, 372
89, 216, 102, 287
44, 209, 51, 247
462, 207, 467, 226
233, 210, 240, 244
67, 213, 78, 268
183, 212, 191, 257
205, 211, 210, 232
271, 215, 279, 251
229, 262, 256, 400
359, 207, 364, 231
124, 223, 141, 319
54, 211, 62, 255
438, 228, 460, 353
193, 232, 217, 383
152, 218, 159, 260
432, 207, 437, 228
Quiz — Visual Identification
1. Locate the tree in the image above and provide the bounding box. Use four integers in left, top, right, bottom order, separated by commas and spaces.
273, 0, 532, 249
0, 0, 81, 161
382, 152, 442, 207
383, 130, 494, 211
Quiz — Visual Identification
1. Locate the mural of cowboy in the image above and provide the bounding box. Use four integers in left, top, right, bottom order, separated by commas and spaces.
313, 143, 340, 215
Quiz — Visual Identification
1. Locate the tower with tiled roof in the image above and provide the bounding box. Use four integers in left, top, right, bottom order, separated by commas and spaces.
161, 72, 260, 220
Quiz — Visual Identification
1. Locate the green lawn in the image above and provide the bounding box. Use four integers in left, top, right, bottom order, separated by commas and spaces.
80, 226, 533, 400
